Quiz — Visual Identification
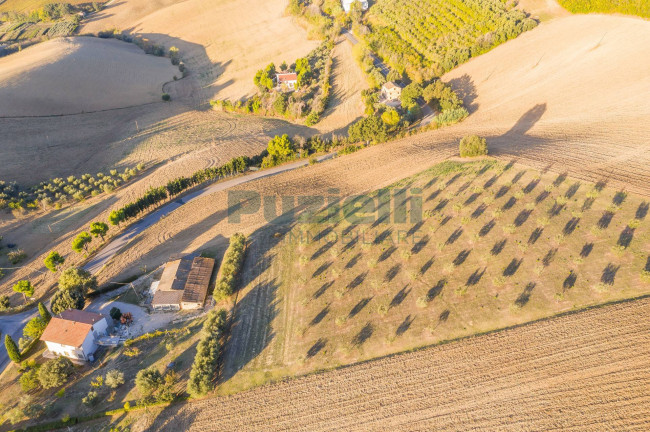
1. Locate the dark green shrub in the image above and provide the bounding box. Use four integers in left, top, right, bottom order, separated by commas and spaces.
213, 234, 246, 301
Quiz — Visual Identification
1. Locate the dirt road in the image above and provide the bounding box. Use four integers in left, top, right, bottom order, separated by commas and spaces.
142, 296, 650, 431
84, 153, 335, 274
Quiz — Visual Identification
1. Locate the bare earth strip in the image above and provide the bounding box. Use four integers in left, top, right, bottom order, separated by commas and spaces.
143, 296, 650, 431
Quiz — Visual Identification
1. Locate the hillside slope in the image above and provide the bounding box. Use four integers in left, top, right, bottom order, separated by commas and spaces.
80, 0, 319, 102
442, 13, 650, 191
91, 13, 650, 287
0, 37, 177, 116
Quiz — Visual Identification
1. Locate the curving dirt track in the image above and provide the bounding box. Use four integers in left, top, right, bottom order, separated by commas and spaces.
143, 296, 650, 431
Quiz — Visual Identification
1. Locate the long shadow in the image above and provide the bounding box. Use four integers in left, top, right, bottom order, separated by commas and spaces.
348, 297, 373, 319
601, 263, 620, 285
396, 315, 415, 336
447, 74, 478, 113
306, 338, 327, 358
446, 227, 463, 245
466, 268, 485, 286
390, 285, 411, 308
427, 278, 446, 301
313, 281, 334, 299
310, 305, 330, 326
514, 282, 535, 307
503, 258, 523, 277
528, 227, 543, 244
563, 271, 577, 291
453, 249, 471, 266
352, 322, 373, 347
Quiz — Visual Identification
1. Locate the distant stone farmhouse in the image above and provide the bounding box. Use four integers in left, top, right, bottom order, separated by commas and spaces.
379, 81, 402, 102
151, 256, 216, 311
342, 0, 369, 13
40, 309, 108, 361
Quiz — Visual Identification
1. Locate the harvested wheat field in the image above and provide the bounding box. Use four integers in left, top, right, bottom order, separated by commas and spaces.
0, 37, 177, 116
81, 0, 319, 103
109, 295, 650, 431
315, 37, 368, 135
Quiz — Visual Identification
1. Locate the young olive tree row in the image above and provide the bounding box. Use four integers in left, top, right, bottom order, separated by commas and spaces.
186, 309, 228, 396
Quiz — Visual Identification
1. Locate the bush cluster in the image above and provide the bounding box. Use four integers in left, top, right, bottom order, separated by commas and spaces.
51, 267, 96, 314
459, 135, 488, 157
187, 309, 227, 396
213, 234, 247, 301
216, 42, 334, 126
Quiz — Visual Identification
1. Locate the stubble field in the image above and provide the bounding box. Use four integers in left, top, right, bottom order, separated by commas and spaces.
95, 294, 650, 431
80, 0, 319, 103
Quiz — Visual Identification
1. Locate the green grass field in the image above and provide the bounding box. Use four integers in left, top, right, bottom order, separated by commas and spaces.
558, 0, 650, 19
224, 159, 650, 393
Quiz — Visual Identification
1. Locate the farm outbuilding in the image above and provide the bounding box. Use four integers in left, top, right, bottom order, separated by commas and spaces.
181, 257, 216, 309
152, 256, 216, 311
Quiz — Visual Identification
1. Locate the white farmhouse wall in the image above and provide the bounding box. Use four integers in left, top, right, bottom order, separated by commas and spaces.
91, 317, 108, 337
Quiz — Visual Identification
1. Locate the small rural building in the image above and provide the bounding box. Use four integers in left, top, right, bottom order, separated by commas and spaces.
40, 309, 108, 361
342, 0, 369, 13
181, 257, 216, 309
276, 72, 298, 91
152, 256, 216, 311
381, 81, 402, 102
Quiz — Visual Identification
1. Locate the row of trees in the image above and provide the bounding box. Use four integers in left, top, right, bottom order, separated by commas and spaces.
187, 309, 227, 396
213, 234, 247, 301
108, 156, 251, 226
557, 0, 649, 18
0, 165, 144, 212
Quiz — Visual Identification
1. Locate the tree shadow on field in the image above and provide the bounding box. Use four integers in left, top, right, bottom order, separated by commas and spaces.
306, 338, 327, 358
396, 315, 415, 336
352, 322, 374, 347
141, 398, 200, 432
448, 74, 478, 113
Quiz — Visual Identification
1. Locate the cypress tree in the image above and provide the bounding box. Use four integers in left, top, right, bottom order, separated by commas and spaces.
38, 302, 52, 323
5, 334, 21, 363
